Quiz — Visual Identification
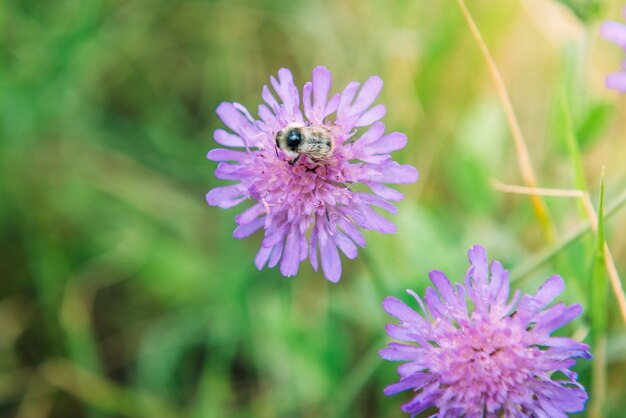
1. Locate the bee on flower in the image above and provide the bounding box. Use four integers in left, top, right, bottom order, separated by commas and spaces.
206, 66, 418, 282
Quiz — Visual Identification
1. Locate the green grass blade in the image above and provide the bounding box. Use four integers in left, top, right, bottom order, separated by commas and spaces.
510, 187, 626, 282
590, 170, 607, 418
560, 90, 588, 193
330, 337, 385, 418
590, 172, 607, 336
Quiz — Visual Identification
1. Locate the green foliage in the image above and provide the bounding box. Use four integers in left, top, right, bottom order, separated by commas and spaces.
558, 0, 604, 22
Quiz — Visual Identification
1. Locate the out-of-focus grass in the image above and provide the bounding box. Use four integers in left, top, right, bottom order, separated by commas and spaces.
1, 0, 625, 417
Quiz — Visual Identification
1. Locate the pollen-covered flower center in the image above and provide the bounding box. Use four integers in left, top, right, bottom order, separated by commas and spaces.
444, 319, 534, 394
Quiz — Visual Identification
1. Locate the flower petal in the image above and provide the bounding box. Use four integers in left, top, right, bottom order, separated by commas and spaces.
255, 244, 272, 270
347, 204, 397, 234
355, 104, 386, 127
235, 203, 266, 225
532, 303, 582, 335
382, 297, 424, 324
319, 230, 341, 282
355, 192, 397, 214
429, 270, 463, 312
280, 228, 302, 277
383, 372, 430, 396
206, 185, 247, 208
309, 226, 319, 272
369, 183, 404, 201
268, 239, 284, 268
600, 21, 626, 47
367, 162, 419, 184
233, 216, 265, 239
351, 75, 383, 116
333, 231, 357, 259
214, 162, 243, 180
533, 275, 565, 307
207, 148, 248, 162
270, 68, 302, 122
310, 65, 332, 123
367, 131, 408, 155
379, 343, 422, 361
606, 71, 626, 92
336, 217, 366, 247
214, 129, 245, 147
216, 102, 260, 143
302, 81, 313, 122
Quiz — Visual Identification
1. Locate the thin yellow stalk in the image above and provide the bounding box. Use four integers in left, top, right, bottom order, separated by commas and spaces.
492, 180, 626, 326
590, 335, 607, 418
455, 0, 554, 242
491, 180, 585, 198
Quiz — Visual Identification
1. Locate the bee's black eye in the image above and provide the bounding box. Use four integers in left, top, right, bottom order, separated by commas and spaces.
286, 129, 302, 149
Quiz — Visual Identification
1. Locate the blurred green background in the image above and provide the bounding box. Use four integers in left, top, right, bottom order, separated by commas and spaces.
2, 0, 626, 417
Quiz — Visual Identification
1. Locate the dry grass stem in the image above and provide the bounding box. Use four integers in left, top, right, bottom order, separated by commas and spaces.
492, 179, 626, 326
455, 0, 554, 242
590, 335, 607, 418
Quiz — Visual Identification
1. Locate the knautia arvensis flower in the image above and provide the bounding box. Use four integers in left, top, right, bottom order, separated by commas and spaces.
601, 7, 626, 92
206, 66, 418, 282
380, 245, 591, 417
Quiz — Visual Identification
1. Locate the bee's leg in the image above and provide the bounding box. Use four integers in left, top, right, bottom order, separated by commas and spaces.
274, 145, 279, 158
289, 154, 301, 166
325, 208, 331, 222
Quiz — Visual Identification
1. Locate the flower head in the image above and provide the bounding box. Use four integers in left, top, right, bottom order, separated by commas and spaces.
380, 245, 591, 417
601, 8, 626, 92
207, 66, 418, 282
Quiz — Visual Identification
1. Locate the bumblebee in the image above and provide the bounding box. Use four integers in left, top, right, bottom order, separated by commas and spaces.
275, 123, 335, 165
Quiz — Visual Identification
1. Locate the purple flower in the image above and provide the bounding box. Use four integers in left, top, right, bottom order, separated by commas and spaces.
206, 66, 418, 282
380, 245, 591, 417
601, 8, 626, 92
